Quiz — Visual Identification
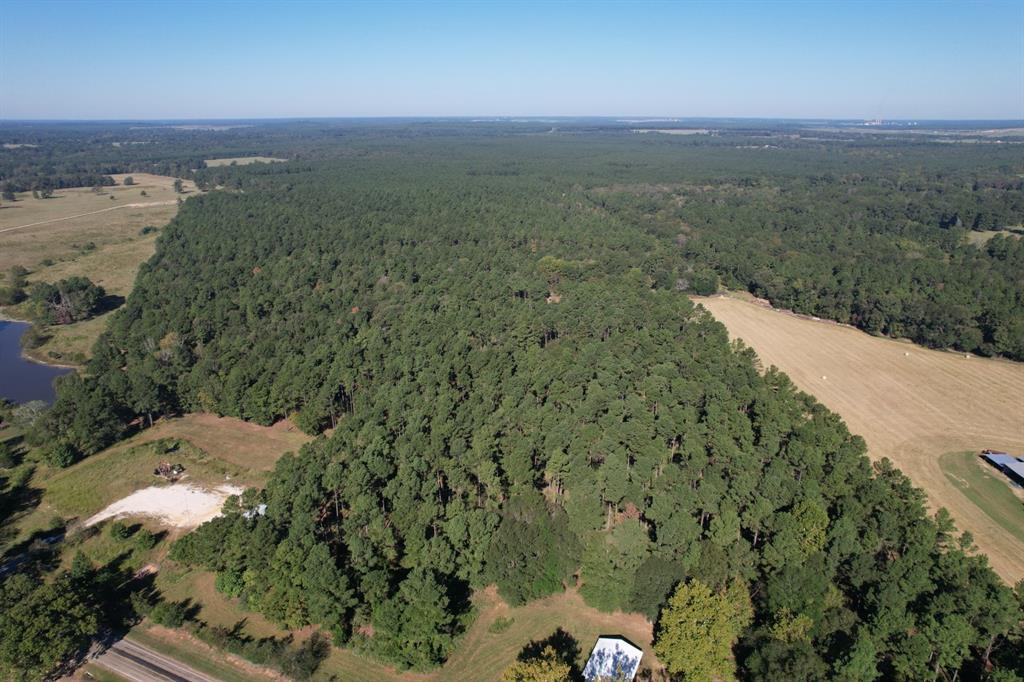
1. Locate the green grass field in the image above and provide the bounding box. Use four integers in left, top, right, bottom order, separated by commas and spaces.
155, 566, 288, 639
939, 451, 1024, 545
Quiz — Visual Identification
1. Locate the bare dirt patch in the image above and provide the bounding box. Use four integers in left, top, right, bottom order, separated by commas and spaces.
85, 483, 243, 530
696, 294, 1024, 582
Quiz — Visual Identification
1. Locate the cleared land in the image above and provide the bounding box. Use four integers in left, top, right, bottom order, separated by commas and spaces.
85, 483, 245, 530
3, 414, 309, 552
205, 156, 287, 167
966, 228, 1023, 246
696, 294, 1024, 582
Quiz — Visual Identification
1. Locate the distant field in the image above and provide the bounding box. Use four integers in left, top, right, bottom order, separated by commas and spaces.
0, 173, 195, 272
696, 294, 1024, 583
205, 156, 287, 167
318, 587, 661, 682
967, 228, 1023, 246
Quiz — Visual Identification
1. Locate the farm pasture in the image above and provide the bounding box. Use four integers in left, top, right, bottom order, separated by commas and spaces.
0, 173, 196, 272
0, 173, 197, 364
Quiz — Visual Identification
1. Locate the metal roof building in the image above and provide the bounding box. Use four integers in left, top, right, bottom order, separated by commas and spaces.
1003, 461, 1024, 486
982, 453, 1020, 468
583, 636, 643, 682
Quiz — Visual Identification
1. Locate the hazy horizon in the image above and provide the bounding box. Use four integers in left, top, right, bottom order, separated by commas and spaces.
2, 0, 1021, 121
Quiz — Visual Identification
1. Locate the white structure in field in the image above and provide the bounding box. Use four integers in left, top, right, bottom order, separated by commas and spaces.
582, 636, 643, 682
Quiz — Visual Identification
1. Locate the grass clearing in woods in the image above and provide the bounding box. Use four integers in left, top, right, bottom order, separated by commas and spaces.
205, 156, 287, 167
155, 568, 289, 639
317, 587, 662, 682
696, 293, 1024, 583
966, 228, 1023, 247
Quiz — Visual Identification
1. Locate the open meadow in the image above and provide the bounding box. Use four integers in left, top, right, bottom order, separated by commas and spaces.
318, 587, 661, 682
0, 173, 196, 272
696, 294, 1024, 583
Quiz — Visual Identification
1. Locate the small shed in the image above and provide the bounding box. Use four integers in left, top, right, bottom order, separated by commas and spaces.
583, 636, 643, 682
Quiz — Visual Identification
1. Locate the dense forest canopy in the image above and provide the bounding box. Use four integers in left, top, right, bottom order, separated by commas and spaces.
4, 122, 1023, 679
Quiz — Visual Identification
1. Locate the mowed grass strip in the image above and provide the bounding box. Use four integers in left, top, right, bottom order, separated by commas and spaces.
696, 293, 1024, 583
940, 451, 1024, 545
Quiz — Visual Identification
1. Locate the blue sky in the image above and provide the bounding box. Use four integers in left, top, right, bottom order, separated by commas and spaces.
1, 0, 1021, 120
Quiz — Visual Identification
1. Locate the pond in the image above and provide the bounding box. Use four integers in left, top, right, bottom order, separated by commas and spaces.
0, 320, 74, 404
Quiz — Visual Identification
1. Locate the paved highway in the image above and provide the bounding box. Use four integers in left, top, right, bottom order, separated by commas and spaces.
90, 638, 221, 682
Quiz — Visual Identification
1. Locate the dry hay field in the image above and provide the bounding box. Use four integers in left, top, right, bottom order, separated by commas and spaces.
696, 294, 1024, 583
205, 156, 287, 167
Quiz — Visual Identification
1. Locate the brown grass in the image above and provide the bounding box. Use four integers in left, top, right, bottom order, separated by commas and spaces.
966, 229, 1022, 246
143, 413, 312, 473
695, 294, 1024, 583
319, 586, 662, 682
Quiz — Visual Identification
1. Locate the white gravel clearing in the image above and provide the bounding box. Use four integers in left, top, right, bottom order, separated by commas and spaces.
85, 484, 244, 529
